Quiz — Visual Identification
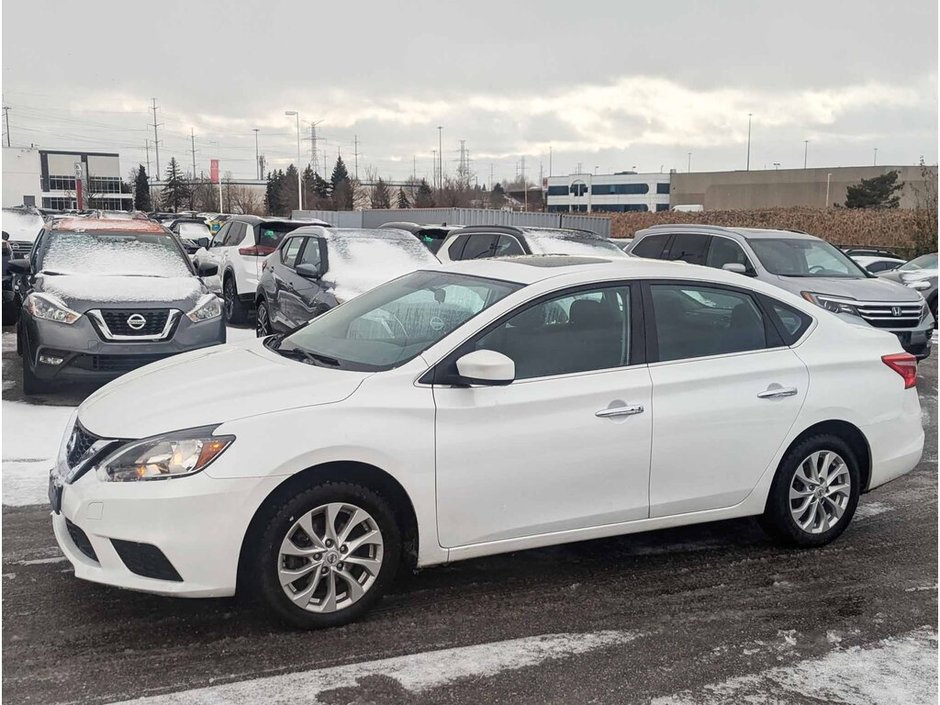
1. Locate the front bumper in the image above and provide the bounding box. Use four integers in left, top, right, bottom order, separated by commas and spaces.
23, 310, 226, 382
51, 457, 274, 597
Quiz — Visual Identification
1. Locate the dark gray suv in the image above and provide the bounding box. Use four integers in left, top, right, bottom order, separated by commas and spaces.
12, 217, 225, 394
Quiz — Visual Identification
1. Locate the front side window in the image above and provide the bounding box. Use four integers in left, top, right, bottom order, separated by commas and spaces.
281, 237, 303, 267
650, 284, 768, 362
494, 235, 524, 257
667, 234, 710, 266
223, 222, 246, 247
631, 233, 670, 259
706, 236, 754, 272
748, 238, 868, 278
275, 271, 520, 370
473, 286, 632, 379
298, 238, 322, 268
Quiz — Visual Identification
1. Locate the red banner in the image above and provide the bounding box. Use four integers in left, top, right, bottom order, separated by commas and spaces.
210, 159, 219, 184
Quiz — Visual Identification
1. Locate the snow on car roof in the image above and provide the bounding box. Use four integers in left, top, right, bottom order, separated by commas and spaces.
52, 217, 169, 234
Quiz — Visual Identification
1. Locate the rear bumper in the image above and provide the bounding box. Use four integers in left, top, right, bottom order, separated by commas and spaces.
863, 389, 925, 491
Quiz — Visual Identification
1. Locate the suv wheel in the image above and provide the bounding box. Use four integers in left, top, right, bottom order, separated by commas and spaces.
223, 276, 249, 324
255, 481, 400, 629
256, 298, 272, 337
760, 434, 860, 548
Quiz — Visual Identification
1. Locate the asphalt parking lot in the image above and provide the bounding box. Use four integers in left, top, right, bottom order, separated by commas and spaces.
1, 328, 936, 704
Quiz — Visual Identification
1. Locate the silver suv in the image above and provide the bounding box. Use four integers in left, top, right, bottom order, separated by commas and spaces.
627, 225, 934, 359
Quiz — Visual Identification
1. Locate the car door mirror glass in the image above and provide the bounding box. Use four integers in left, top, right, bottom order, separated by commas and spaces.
455, 350, 515, 386
296, 263, 321, 280
195, 237, 210, 249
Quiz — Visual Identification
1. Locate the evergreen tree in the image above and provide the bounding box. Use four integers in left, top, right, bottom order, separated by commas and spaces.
330, 156, 353, 210
490, 182, 506, 209
370, 178, 391, 209
397, 187, 411, 209
265, 170, 281, 215
160, 157, 190, 212
284, 164, 300, 211
330, 156, 350, 190
415, 178, 435, 208
133, 164, 153, 211
845, 171, 904, 209
312, 172, 331, 199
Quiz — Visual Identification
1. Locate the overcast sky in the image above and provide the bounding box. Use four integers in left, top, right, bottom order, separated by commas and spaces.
2, 0, 937, 184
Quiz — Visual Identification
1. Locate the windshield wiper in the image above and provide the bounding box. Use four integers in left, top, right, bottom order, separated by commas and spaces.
273, 345, 340, 367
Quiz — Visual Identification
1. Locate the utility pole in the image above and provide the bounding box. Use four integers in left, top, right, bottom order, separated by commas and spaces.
490, 164, 494, 193
520, 156, 527, 211
145, 139, 151, 177
309, 121, 322, 175
549, 146, 552, 177
151, 98, 161, 178
746, 112, 752, 171
253, 128, 260, 179
2, 105, 10, 147
688, 152, 692, 172
873, 147, 878, 166
353, 134, 359, 180
803, 140, 809, 169
432, 150, 437, 188
190, 128, 197, 179
437, 126, 443, 189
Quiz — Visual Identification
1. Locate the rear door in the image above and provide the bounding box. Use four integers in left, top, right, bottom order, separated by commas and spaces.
643, 280, 808, 517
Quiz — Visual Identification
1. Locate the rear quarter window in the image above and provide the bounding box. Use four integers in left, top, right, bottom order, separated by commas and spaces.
762, 296, 813, 345
631, 233, 670, 259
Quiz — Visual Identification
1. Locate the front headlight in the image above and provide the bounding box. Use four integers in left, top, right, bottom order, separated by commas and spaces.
186, 294, 223, 322
24, 292, 81, 324
96, 426, 234, 482
801, 292, 861, 316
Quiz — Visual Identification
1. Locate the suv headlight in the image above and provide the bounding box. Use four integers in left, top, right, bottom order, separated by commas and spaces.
801, 292, 861, 316
96, 426, 234, 482
24, 292, 81, 324
186, 294, 222, 322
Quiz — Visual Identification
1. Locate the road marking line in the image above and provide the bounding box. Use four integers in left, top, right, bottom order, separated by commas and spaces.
107, 630, 639, 705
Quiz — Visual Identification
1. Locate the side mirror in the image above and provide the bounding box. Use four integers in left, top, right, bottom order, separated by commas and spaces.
2, 232, 9, 241
195, 237, 210, 249
8, 259, 31, 274
455, 350, 515, 386
721, 263, 747, 274
296, 263, 321, 280
197, 261, 219, 277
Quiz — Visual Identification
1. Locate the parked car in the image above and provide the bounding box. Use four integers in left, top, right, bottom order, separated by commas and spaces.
616, 238, 634, 252
193, 215, 330, 324
168, 219, 212, 252
437, 225, 628, 262
850, 255, 906, 274
628, 225, 934, 359
2, 206, 45, 261
48, 255, 924, 628
877, 252, 938, 327
255, 227, 440, 336
379, 221, 461, 254
842, 246, 904, 259
206, 214, 231, 234
11, 217, 224, 395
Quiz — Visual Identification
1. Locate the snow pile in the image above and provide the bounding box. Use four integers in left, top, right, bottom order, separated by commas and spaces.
525, 232, 627, 257
324, 232, 439, 302
2, 401, 75, 506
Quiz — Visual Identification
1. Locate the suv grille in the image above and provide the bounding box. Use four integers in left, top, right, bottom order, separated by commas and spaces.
9, 241, 32, 257
66, 423, 99, 467
98, 309, 171, 337
856, 302, 925, 329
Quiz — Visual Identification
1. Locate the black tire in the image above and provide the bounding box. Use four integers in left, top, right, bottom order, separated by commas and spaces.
928, 293, 937, 330
255, 297, 272, 337
760, 434, 860, 548
2, 298, 18, 326
223, 275, 249, 325
254, 481, 401, 629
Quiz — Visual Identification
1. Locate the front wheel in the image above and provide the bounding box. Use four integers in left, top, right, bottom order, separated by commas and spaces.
255, 298, 272, 337
760, 434, 860, 547
255, 482, 401, 629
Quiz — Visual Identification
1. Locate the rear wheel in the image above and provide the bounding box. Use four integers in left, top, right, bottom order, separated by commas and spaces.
760, 434, 860, 547
223, 276, 249, 324
255, 482, 400, 629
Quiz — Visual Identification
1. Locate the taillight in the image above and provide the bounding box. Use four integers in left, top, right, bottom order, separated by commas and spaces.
882, 353, 917, 389
238, 245, 276, 256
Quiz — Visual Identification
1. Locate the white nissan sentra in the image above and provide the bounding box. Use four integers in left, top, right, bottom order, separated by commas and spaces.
50, 255, 924, 628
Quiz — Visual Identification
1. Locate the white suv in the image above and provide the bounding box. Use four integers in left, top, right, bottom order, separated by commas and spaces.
194, 216, 328, 323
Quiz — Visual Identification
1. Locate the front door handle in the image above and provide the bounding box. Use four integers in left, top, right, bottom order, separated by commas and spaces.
757, 385, 798, 399
595, 405, 645, 418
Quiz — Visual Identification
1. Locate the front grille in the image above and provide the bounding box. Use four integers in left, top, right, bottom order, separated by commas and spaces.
98, 309, 171, 337
66, 519, 99, 562
111, 539, 183, 581
67, 423, 99, 467
72, 353, 171, 373
9, 240, 32, 257
856, 302, 925, 329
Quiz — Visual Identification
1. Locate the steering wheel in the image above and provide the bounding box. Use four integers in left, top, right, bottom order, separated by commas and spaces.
808, 265, 826, 274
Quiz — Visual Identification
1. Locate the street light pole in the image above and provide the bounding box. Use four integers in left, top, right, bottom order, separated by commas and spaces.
687, 152, 692, 173
253, 128, 260, 180
873, 147, 878, 166
285, 111, 302, 210
803, 140, 809, 169
746, 113, 752, 171
437, 126, 443, 190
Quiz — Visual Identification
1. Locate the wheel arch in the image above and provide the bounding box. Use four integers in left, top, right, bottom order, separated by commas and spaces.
776, 420, 872, 496
236, 461, 420, 593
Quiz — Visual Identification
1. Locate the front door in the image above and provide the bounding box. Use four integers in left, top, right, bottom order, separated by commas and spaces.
434, 284, 653, 548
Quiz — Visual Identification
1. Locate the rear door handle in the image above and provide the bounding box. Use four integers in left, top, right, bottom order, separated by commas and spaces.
757, 386, 798, 399
595, 405, 644, 418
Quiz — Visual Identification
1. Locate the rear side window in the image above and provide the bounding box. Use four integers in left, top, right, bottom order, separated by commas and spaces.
494, 235, 524, 257
281, 237, 303, 267
461, 234, 497, 260
649, 283, 770, 362
631, 233, 670, 259
763, 297, 813, 345
666, 234, 710, 266
223, 222, 246, 246
447, 235, 468, 260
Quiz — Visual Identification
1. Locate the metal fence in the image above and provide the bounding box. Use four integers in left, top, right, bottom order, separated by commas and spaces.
292, 208, 612, 237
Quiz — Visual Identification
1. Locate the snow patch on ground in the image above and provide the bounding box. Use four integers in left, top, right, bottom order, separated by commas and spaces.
108, 630, 639, 705
654, 627, 937, 705
2, 401, 75, 506
225, 325, 257, 343
854, 501, 895, 521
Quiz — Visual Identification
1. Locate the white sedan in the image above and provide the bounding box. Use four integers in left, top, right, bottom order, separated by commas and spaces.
850, 255, 906, 274
49, 255, 924, 628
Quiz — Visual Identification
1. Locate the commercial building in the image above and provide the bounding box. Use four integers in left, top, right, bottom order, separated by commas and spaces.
2, 146, 132, 210
544, 172, 671, 213
669, 165, 935, 211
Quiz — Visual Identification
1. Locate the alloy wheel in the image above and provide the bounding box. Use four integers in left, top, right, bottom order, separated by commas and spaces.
789, 450, 851, 534
256, 304, 270, 337
278, 502, 384, 614
223, 279, 235, 319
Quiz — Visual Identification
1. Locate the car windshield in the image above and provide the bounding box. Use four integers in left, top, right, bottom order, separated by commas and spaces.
525, 232, 628, 257
37, 231, 192, 277
899, 253, 938, 271
324, 232, 441, 301
2, 210, 44, 242
748, 238, 868, 278
275, 270, 521, 371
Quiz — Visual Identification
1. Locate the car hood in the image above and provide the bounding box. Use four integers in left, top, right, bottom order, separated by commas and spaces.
877, 269, 938, 285
77, 339, 369, 439
771, 274, 922, 302
36, 273, 206, 313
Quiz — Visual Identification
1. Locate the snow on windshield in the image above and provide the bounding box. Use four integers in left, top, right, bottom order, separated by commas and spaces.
39, 272, 201, 303
178, 222, 210, 238
525, 231, 627, 257
324, 231, 439, 301
2, 210, 44, 242
41, 232, 192, 277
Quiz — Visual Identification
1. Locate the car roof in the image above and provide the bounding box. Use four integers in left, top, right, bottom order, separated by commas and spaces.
50, 217, 170, 234
637, 224, 823, 242
285, 226, 419, 241
449, 224, 598, 238
231, 215, 330, 226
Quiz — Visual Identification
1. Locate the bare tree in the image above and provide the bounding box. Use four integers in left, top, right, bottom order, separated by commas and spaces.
910, 159, 938, 256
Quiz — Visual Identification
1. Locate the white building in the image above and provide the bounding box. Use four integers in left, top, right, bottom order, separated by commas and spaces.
2, 147, 133, 210
545, 171, 672, 213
